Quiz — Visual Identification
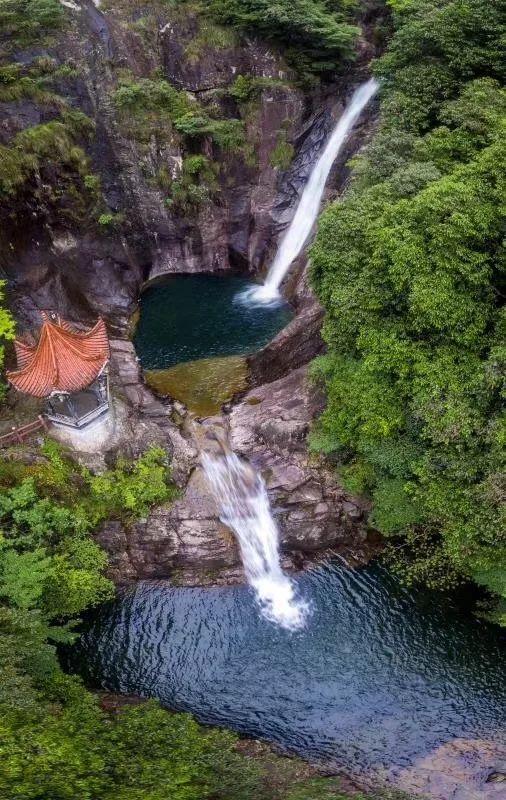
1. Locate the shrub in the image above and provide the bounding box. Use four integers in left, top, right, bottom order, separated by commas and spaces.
165, 154, 219, 213
98, 212, 114, 226
88, 446, 178, 522
83, 174, 101, 194
204, 0, 360, 77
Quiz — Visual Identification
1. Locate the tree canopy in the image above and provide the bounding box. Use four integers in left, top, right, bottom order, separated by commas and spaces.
201, 0, 360, 78
310, 0, 506, 622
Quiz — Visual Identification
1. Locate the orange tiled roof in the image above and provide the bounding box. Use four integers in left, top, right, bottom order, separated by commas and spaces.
7, 312, 110, 398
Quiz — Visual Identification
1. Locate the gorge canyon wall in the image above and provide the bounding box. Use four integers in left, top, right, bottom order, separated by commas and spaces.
1, 0, 373, 335
1, 0, 378, 583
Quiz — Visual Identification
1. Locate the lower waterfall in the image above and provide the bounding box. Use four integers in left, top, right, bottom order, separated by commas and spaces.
202, 447, 308, 630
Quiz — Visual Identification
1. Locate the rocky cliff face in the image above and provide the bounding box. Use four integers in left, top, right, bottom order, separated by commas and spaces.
2, 0, 379, 583
1, 0, 370, 335
93, 342, 373, 585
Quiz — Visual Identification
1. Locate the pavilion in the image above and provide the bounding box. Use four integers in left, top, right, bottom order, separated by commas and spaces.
7, 311, 110, 429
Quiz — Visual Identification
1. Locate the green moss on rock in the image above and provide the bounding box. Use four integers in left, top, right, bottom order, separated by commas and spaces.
146, 355, 249, 417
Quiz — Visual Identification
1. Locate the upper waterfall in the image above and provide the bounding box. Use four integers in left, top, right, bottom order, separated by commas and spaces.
244, 78, 378, 305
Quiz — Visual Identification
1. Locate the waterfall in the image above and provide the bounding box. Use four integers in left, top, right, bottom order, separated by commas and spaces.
244, 78, 378, 305
202, 448, 308, 630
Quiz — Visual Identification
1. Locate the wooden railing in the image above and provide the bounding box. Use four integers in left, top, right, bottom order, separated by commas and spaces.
0, 415, 48, 448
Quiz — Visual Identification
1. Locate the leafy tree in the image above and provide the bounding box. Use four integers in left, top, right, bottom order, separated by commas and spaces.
0, 281, 15, 396
203, 0, 360, 78
310, 0, 506, 621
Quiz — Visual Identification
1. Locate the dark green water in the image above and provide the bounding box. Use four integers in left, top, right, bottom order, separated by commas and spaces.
133, 275, 293, 370
68, 563, 506, 780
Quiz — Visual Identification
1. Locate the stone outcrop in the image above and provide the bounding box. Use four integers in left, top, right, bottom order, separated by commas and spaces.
94, 341, 372, 585
248, 295, 325, 386
228, 366, 369, 555
98, 468, 242, 585
378, 738, 506, 800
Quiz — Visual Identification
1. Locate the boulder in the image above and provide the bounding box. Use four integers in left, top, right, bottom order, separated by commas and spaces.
228, 366, 370, 560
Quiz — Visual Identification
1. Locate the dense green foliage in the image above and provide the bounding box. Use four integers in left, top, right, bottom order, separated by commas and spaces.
202, 0, 359, 78
0, 442, 176, 618
113, 76, 245, 151
86, 445, 179, 521
310, 0, 506, 620
0, 283, 15, 394
0, 690, 267, 800
0, 443, 251, 800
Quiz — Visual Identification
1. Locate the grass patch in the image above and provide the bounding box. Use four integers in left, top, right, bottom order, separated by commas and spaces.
185, 18, 237, 64
271, 122, 295, 170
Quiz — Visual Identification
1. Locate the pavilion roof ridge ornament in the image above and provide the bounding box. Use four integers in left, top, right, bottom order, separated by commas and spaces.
7, 311, 110, 399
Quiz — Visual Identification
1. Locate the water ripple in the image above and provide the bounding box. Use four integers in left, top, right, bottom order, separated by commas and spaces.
69, 562, 506, 776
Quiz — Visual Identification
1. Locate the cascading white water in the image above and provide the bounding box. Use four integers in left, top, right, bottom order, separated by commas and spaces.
244, 78, 378, 305
202, 449, 308, 630
199, 82, 378, 626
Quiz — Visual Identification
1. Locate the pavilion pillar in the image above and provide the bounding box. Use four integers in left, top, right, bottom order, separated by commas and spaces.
66, 395, 79, 426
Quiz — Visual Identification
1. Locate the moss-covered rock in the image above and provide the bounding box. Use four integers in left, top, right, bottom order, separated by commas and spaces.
146, 355, 249, 417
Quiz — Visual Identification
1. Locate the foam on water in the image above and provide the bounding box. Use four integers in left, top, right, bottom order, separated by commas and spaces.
235, 283, 283, 308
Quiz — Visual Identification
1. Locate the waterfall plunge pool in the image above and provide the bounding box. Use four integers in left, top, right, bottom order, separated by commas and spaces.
134, 275, 293, 369
133, 275, 293, 414
67, 562, 506, 782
